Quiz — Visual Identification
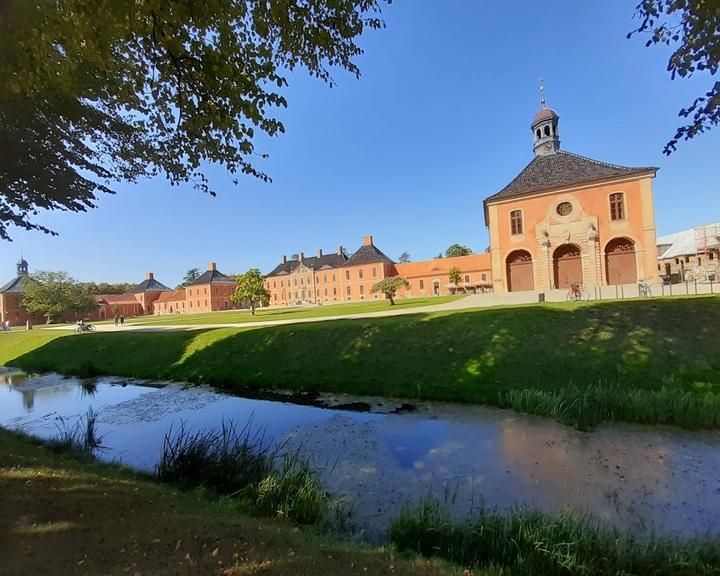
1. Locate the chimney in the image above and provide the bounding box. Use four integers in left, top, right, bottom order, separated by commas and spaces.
362, 235, 374, 247
208, 262, 217, 271
299, 252, 304, 261
337, 245, 344, 256
146, 272, 154, 280
282, 255, 287, 264
317, 248, 323, 258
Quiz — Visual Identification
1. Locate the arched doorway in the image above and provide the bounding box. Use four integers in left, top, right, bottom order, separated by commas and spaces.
553, 244, 583, 289
506, 250, 534, 292
605, 237, 637, 285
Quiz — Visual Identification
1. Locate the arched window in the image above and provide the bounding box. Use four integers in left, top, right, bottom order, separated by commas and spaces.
544, 125, 551, 136
536, 129, 541, 138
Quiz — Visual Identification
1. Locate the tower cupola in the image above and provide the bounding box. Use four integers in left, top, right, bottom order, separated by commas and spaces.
16, 256, 28, 276
531, 81, 560, 156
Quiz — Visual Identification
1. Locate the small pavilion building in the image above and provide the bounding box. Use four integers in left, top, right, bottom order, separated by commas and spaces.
484, 96, 659, 293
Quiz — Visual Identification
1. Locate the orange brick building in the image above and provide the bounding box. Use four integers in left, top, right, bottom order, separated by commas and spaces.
264, 236, 493, 306
154, 262, 238, 315
1, 260, 173, 324
94, 272, 172, 319
484, 98, 658, 293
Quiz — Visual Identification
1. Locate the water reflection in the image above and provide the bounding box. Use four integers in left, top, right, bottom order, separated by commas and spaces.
1, 371, 719, 540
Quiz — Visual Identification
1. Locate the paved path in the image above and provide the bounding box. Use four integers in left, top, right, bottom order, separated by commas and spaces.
50, 293, 540, 333
50, 283, 709, 334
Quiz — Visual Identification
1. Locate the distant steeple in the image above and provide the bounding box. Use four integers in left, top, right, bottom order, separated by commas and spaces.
17, 253, 28, 276
531, 78, 560, 156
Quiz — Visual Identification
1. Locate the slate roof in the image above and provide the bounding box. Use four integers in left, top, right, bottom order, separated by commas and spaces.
485, 150, 657, 204
131, 278, 171, 293
0, 275, 26, 294
97, 294, 140, 305
187, 268, 236, 285
345, 244, 395, 266
266, 253, 348, 277
156, 289, 187, 303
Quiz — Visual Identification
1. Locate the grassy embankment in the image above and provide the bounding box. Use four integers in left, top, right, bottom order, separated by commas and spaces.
2, 296, 719, 429
91, 295, 463, 326
0, 427, 460, 576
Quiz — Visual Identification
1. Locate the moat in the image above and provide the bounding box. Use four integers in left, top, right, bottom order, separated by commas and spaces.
1, 369, 719, 540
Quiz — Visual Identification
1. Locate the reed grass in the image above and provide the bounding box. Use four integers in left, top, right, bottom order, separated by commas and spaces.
246, 451, 333, 525
156, 420, 343, 529
50, 407, 104, 456
389, 500, 720, 575
498, 383, 720, 430
156, 418, 274, 495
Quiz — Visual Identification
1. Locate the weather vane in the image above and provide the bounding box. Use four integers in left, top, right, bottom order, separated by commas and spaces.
539, 76, 546, 108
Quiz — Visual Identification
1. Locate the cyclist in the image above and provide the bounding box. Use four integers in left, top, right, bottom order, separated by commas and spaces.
568, 283, 581, 301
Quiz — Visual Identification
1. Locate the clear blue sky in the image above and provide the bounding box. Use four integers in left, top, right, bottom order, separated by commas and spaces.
1, 0, 718, 286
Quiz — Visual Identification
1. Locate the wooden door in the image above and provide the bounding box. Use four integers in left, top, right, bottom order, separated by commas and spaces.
605, 238, 637, 285
553, 244, 583, 289
506, 251, 534, 292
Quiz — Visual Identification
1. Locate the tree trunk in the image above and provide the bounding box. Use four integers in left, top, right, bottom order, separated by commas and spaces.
250, 303, 255, 315
389, 294, 395, 305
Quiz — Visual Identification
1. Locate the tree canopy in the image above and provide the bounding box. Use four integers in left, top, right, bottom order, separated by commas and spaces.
22, 271, 97, 323
448, 266, 462, 286
179, 268, 201, 288
630, 0, 720, 153
398, 251, 411, 263
370, 276, 409, 305
445, 244, 473, 258
81, 282, 136, 295
232, 268, 270, 314
0, 0, 387, 240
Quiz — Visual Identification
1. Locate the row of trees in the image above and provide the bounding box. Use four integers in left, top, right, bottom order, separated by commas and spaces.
20, 263, 468, 324
397, 244, 474, 263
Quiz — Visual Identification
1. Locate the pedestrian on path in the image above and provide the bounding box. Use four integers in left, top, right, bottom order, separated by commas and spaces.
114, 315, 119, 327
120, 315, 125, 327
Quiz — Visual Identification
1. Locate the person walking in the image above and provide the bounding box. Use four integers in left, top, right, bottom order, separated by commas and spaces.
119, 314, 125, 327
113, 314, 119, 327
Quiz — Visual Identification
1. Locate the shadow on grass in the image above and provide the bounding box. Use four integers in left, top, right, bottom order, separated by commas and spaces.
11, 297, 720, 429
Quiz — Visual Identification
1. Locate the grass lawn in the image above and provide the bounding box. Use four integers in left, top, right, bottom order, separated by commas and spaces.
0, 428, 459, 576
2, 296, 719, 428
88, 295, 463, 326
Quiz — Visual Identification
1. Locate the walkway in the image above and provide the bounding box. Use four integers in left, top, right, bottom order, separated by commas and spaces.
48, 281, 716, 333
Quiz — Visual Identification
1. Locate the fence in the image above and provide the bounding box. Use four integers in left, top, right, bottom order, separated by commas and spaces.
540, 279, 717, 303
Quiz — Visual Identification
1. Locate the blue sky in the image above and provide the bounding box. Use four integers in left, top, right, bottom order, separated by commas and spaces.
1, 0, 718, 286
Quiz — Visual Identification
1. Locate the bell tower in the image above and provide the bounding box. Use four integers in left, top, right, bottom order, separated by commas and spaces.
17, 254, 28, 276
531, 80, 560, 156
